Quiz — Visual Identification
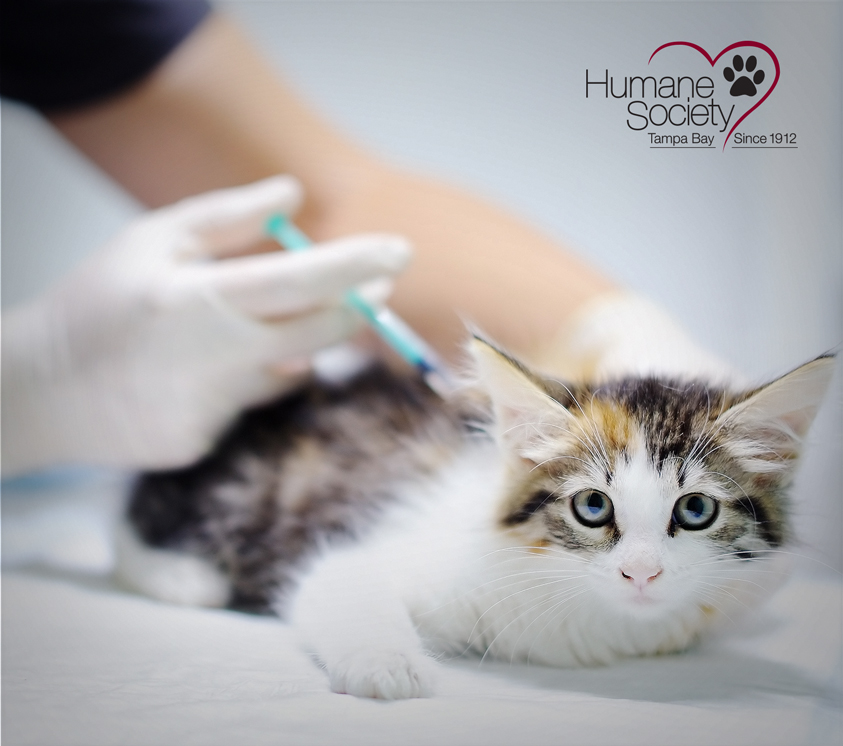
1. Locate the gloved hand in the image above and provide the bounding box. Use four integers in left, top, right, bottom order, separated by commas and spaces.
2, 176, 411, 475
534, 292, 744, 386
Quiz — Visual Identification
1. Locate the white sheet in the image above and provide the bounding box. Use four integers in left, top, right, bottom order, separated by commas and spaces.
3, 474, 842, 746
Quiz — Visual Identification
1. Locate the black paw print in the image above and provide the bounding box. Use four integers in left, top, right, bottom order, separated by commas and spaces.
723, 55, 765, 97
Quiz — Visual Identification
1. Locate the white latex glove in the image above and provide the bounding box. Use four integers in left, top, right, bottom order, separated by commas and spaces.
2, 176, 411, 475
535, 292, 745, 386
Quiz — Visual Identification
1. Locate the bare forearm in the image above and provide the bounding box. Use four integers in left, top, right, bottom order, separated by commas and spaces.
49, 14, 616, 361
49, 15, 367, 227
311, 168, 616, 361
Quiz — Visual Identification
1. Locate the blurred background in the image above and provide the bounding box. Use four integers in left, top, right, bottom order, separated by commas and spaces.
3, 2, 841, 574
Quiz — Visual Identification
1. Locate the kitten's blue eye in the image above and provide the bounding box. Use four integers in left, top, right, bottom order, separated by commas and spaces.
571, 490, 614, 528
673, 493, 718, 530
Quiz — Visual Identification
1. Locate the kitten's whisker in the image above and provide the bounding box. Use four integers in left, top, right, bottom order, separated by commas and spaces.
473, 587, 579, 663
500, 420, 605, 470
546, 379, 589, 422
585, 396, 613, 474
726, 548, 842, 576
696, 432, 789, 471
698, 573, 771, 592
560, 428, 607, 471
690, 550, 775, 566
468, 576, 587, 643
522, 589, 592, 664
480, 545, 590, 566
680, 392, 739, 479
695, 592, 743, 625
695, 580, 752, 611
482, 555, 583, 582
467, 573, 589, 600
706, 471, 751, 501
468, 580, 567, 627
530, 454, 592, 472
524, 593, 592, 666
698, 547, 840, 575
694, 589, 737, 625
692, 441, 731, 463
680, 388, 719, 478
415, 562, 587, 620
693, 548, 775, 562
690, 560, 784, 575
475, 566, 587, 585
684, 387, 719, 466
531, 544, 591, 558
474, 585, 588, 665
531, 392, 612, 472
470, 579, 587, 633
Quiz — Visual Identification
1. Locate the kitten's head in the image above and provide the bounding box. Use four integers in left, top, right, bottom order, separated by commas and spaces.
470, 337, 834, 619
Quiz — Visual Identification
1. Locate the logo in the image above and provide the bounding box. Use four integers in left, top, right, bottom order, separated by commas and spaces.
586, 41, 794, 151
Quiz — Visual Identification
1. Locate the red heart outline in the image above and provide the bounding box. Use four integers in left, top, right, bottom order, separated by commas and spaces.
649, 41, 780, 151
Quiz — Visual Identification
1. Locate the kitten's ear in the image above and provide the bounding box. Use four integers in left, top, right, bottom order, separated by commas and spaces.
469, 336, 575, 462
715, 355, 835, 472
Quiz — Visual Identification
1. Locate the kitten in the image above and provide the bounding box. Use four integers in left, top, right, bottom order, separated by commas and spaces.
116, 337, 834, 699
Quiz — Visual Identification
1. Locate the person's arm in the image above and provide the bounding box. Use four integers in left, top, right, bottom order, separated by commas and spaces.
48, 14, 616, 364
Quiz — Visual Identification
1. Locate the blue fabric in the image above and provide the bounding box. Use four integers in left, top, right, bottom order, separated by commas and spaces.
0, 0, 211, 111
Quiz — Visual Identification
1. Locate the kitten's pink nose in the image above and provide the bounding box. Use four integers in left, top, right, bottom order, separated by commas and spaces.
621, 566, 662, 589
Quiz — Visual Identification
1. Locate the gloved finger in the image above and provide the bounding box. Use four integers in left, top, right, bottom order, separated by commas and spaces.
189, 234, 412, 318
165, 175, 303, 258
257, 305, 364, 363
172, 277, 399, 414
352, 276, 395, 308
249, 276, 396, 364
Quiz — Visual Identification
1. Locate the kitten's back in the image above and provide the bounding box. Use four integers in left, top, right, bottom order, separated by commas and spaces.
126, 365, 467, 612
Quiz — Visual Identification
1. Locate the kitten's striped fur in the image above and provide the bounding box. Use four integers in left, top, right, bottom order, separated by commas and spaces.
127, 366, 463, 613
118, 338, 834, 699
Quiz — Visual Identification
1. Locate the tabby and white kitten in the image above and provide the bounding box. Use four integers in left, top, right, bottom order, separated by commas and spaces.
117, 338, 834, 699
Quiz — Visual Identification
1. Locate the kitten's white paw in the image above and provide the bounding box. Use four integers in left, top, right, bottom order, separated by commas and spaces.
329, 649, 437, 700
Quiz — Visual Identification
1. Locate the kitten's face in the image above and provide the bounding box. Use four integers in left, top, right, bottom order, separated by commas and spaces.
472, 339, 834, 620
510, 401, 776, 618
